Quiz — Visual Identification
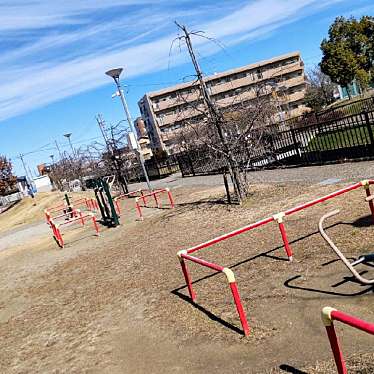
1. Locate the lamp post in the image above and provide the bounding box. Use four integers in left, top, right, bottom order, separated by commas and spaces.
105, 68, 152, 191
63, 133, 75, 156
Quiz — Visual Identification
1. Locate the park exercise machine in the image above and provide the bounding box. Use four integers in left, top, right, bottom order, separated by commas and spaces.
321, 307, 374, 374
91, 177, 120, 227
319, 209, 374, 285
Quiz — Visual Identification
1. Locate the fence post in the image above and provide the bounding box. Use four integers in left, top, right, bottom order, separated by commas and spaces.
223, 169, 231, 204
290, 128, 302, 163
364, 112, 374, 153
188, 153, 195, 176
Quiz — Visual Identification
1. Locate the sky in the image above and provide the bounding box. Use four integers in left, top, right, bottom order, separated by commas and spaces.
0, 0, 373, 176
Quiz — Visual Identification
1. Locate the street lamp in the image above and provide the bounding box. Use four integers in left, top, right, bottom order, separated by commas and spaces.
105, 67, 152, 191
63, 133, 75, 156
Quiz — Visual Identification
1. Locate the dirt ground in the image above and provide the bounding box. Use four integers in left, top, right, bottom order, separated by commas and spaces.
0, 181, 373, 373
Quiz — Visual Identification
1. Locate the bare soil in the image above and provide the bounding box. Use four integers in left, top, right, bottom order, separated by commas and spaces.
0, 182, 373, 373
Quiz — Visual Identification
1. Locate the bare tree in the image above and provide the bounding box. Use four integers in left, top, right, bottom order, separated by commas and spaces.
305, 66, 337, 111
172, 23, 279, 203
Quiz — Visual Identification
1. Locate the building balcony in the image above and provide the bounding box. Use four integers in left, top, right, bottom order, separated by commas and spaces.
151, 62, 303, 113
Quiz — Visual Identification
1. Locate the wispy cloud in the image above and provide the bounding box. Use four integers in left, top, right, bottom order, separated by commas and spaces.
0, 0, 346, 122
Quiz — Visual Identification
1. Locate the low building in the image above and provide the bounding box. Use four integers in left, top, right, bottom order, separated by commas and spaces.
33, 175, 52, 192
138, 51, 308, 154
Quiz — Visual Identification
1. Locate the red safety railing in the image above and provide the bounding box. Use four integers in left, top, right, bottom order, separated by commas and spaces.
113, 189, 150, 215
321, 307, 374, 374
49, 210, 99, 248
45, 198, 98, 224
135, 188, 175, 220
177, 180, 374, 336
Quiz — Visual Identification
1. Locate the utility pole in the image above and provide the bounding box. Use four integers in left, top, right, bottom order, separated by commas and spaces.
175, 22, 221, 122
55, 140, 63, 160
96, 114, 128, 194
18, 153, 31, 182
96, 114, 111, 152
174, 22, 245, 202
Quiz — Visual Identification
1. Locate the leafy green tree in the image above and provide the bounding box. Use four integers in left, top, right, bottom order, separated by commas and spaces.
320, 16, 374, 97
304, 66, 336, 111
0, 156, 17, 195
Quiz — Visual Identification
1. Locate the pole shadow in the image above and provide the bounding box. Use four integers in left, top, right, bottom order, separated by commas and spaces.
284, 274, 374, 297
172, 220, 369, 334
171, 290, 243, 335
279, 364, 308, 374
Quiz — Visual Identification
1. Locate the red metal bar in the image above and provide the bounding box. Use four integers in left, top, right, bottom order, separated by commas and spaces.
331, 310, 374, 335
325, 325, 347, 374
79, 210, 85, 225
115, 199, 121, 215
185, 181, 371, 256
186, 217, 274, 254
140, 190, 147, 205
139, 188, 167, 199
181, 253, 249, 336
179, 258, 196, 301
45, 211, 51, 224
136, 200, 143, 220
153, 192, 160, 208
323, 308, 374, 374
181, 253, 225, 272
230, 282, 250, 336
278, 222, 293, 260
92, 216, 100, 236
364, 187, 374, 222
167, 189, 175, 208
284, 182, 362, 216
58, 214, 93, 227
50, 222, 63, 248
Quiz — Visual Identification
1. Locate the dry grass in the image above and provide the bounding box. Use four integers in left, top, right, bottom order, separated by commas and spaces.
0, 182, 373, 373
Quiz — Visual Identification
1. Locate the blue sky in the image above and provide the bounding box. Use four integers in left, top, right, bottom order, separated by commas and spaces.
0, 0, 373, 176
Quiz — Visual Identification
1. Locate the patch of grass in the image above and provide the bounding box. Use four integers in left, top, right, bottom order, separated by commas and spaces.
306, 125, 374, 151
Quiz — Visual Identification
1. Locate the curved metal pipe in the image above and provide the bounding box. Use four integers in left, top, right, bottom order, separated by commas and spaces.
319, 210, 374, 285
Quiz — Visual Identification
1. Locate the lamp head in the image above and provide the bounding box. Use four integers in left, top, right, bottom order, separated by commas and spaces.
63, 133, 72, 139
105, 68, 123, 79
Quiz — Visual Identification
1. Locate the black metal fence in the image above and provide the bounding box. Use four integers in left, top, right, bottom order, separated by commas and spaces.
279, 96, 374, 129
125, 155, 180, 182
177, 107, 374, 177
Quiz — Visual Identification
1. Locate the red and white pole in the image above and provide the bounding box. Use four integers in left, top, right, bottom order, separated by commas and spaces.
321, 306, 374, 374
166, 188, 175, 208
362, 180, 374, 222
135, 198, 143, 220
177, 250, 196, 301
273, 212, 293, 261
115, 198, 121, 215
153, 192, 160, 208
223, 268, 250, 336
45, 210, 51, 224
140, 190, 147, 206
78, 210, 85, 225
92, 215, 99, 236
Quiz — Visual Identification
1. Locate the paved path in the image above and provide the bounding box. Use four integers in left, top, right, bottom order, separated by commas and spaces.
0, 221, 49, 251
130, 160, 374, 190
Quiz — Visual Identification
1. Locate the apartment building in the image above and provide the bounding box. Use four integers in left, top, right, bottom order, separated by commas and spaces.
134, 117, 153, 160
138, 51, 308, 154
